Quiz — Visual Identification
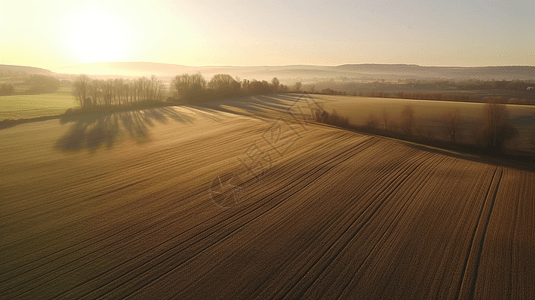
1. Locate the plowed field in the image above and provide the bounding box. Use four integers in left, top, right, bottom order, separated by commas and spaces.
1, 97, 533, 299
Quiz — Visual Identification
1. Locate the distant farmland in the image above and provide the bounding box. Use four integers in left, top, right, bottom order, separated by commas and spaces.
0, 101, 533, 299
204, 94, 535, 152
315, 95, 535, 148
3, 92, 535, 151
0, 90, 77, 120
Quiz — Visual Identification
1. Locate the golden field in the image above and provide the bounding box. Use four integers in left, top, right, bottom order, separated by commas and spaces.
1, 94, 534, 299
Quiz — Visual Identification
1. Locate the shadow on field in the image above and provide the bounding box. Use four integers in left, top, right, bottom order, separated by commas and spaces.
55, 107, 196, 151
182, 106, 225, 122
54, 93, 328, 152
197, 93, 309, 121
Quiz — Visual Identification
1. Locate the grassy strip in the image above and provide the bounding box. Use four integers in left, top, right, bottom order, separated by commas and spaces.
0, 115, 61, 130
0, 100, 174, 129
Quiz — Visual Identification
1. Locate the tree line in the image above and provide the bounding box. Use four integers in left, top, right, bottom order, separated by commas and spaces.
24, 75, 60, 94
169, 74, 289, 103
395, 78, 535, 91
363, 97, 522, 154
0, 83, 15, 96
72, 73, 293, 109
72, 75, 165, 108
0, 70, 29, 78
0, 75, 60, 95
394, 92, 476, 102
456, 79, 535, 91
306, 87, 534, 105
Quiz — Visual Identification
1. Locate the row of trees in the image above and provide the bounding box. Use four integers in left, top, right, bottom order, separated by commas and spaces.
0, 75, 60, 96
72, 75, 165, 108
458, 79, 535, 91
24, 75, 60, 94
396, 78, 535, 91
307, 88, 480, 102
170, 74, 290, 102
170, 73, 209, 101
307, 87, 534, 105
507, 98, 532, 104
319, 88, 347, 95
395, 92, 476, 102
72, 73, 293, 108
0, 70, 28, 78
0, 83, 15, 96
364, 98, 520, 153
437, 100, 520, 153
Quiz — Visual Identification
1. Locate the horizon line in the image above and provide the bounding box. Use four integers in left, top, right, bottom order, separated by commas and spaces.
51, 61, 535, 70
3, 61, 535, 73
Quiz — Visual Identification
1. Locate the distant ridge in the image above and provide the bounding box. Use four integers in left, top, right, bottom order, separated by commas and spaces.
335, 64, 535, 79
0, 64, 52, 75
54, 62, 196, 77
27, 62, 535, 81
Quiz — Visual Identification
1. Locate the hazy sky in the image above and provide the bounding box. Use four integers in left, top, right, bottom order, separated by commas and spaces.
1, 0, 533, 69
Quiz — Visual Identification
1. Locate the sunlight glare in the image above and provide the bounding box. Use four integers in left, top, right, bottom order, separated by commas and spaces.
67, 9, 131, 63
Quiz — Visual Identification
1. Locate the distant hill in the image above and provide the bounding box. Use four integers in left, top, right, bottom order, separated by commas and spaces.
337, 64, 535, 80
0, 64, 53, 76
51, 62, 535, 82
52, 62, 337, 81
54, 62, 196, 78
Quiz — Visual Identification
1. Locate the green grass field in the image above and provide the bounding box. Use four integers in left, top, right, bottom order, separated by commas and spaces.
0, 91, 78, 120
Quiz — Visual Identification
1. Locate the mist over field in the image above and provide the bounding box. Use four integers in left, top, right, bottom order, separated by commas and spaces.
52, 62, 535, 81
1, 0, 535, 299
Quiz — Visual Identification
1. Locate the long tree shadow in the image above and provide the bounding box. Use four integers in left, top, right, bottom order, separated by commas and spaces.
182, 106, 225, 123
197, 93, 303, 121
197, 93, 337, 127
55, 107, 195, 152
55, 94, 327, 152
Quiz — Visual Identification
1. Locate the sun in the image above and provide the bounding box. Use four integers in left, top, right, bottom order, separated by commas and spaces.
66, 9, 131, 63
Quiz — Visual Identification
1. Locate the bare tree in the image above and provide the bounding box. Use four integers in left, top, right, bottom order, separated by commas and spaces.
101, 79, 113, 105
150, 75, 161, 100
271, 77, 280, 92
479, 98, 518, 153
72, 75, 90, 108
442, 108, 461, 143
208, 74, 240, 95
122, 81, 130, 105
88, 80, 100, 106
190, 73, 207, 90
366, 113, 380, 129
401, 105, 415, 136
171, 73, 206, 101
321, 109, 349, 127
0, 83, 15, 96
113, 78, 124, 105
294, 81, 302, 92
241, 79, 250, 94
382, 107, 389, 131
